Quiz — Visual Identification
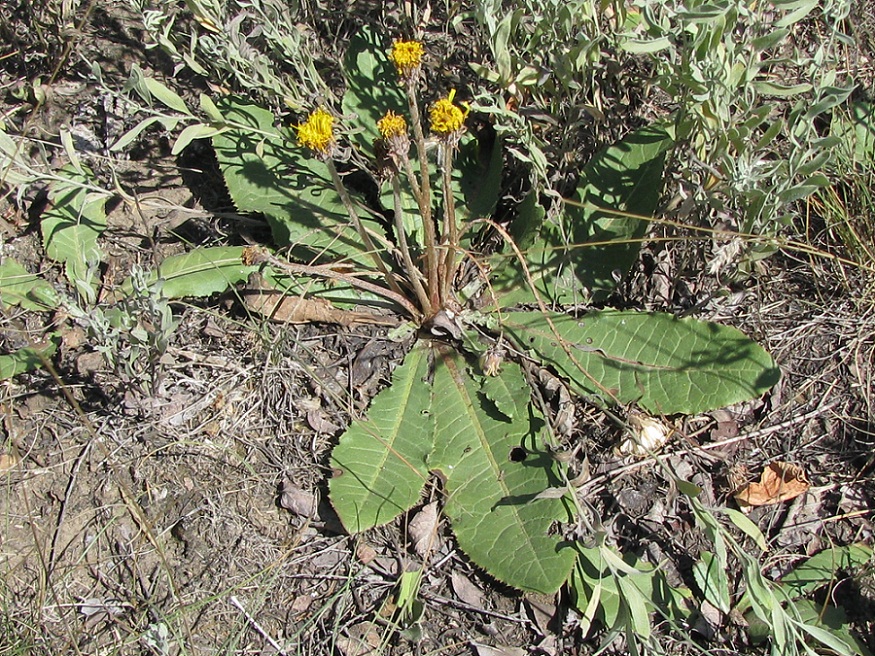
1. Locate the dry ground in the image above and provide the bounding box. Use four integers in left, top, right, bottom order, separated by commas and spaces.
2, 2, 875, 655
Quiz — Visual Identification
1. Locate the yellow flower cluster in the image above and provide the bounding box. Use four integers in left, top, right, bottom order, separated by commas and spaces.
429, 90, 467, 136
389, 40, 424, 78
377, 110, 407, 139
296, 107, 335, 156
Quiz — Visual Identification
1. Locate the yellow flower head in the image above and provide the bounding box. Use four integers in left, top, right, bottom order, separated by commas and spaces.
389, 40, 424, 78
296, 107, 335, 156
429, 90, 468, 137
377, 111, 407, 139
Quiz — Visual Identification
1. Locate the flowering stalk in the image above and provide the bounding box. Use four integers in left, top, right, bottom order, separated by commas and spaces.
406, 87, 440, 309
297, 108, 409, 313
429, 90, 468, 305
377, 110, 432, 316
390, 39, 440, 310
439, 143, 459, 304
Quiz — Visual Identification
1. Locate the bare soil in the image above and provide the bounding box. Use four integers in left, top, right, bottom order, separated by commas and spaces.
2, 3, 874, 656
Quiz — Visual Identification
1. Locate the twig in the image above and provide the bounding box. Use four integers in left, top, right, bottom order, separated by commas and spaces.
230, 596, 288, 655
48, 440, 92, 575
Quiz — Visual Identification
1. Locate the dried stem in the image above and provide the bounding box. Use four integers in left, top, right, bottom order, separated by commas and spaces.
246, 247, 421, 320
391, 175, 432, 314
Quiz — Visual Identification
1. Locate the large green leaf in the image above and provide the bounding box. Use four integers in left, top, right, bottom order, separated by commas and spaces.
428, 348, 574, 594
501, 310, 780, 414
330, 343, 433, 532
0, 259, 59, 311
41, 165, 108, 304
118, 247, 256, 299
212, 99, 387, 268
490, 123, 673, 307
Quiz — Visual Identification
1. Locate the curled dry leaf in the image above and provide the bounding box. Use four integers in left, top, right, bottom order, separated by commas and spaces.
450, 570, 484, 608
408, 501, 439, 558
241, 272, 395, 326
733, 461, 810, 508
278, 480, 318, 518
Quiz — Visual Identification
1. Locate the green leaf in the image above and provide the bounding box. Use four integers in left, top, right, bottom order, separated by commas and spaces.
428, 348, 574, 594
455, 132, 503, 223
792, 600, 871, 656
570, 545, 692, 632
490, 123, 673, 308
722, 507, 768, 552
329, 343, 433, 532
143, 75, 192, 115
575, 552, 623, 628
0, 335, 59, 380
693, 551, 731, 613
779, 544, 873, 600
617, 576, 652, 639
110, 116, 163, 151
199, 94, 225, 124
120, 247, 256, 299
751, 81, 813, 97
570, 561, 604, 636
0, 128, 38, 186
258, 268, 397, 312
500, 310, 780, 414
620, 37, 673, 53
172, 123, 229, 155
212, 99, 387, 267
832, 101, 875, 165
0, 259, 59, 311
341, 25, 406, 155
41, 165, 108, 304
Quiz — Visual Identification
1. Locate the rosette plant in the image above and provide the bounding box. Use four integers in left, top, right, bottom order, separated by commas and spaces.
96, 28, 779, 595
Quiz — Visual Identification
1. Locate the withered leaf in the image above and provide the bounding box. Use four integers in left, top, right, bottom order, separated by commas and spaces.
241, 273, 396, 326
278, 480, 318, 518
450, 570, 484, 608
408, 501, 439, 558
733, 461, 810, 508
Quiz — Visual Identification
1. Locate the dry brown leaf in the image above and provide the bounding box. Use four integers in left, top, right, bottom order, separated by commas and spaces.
278, 480, 318, 518
240, 273, 397, 326
408, 501, 439, 558
524, 594, 556, 637
450, 570, 484, 608
471, 644, 526, 656
336, 622, 382, 656
733, 461, 810, 508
